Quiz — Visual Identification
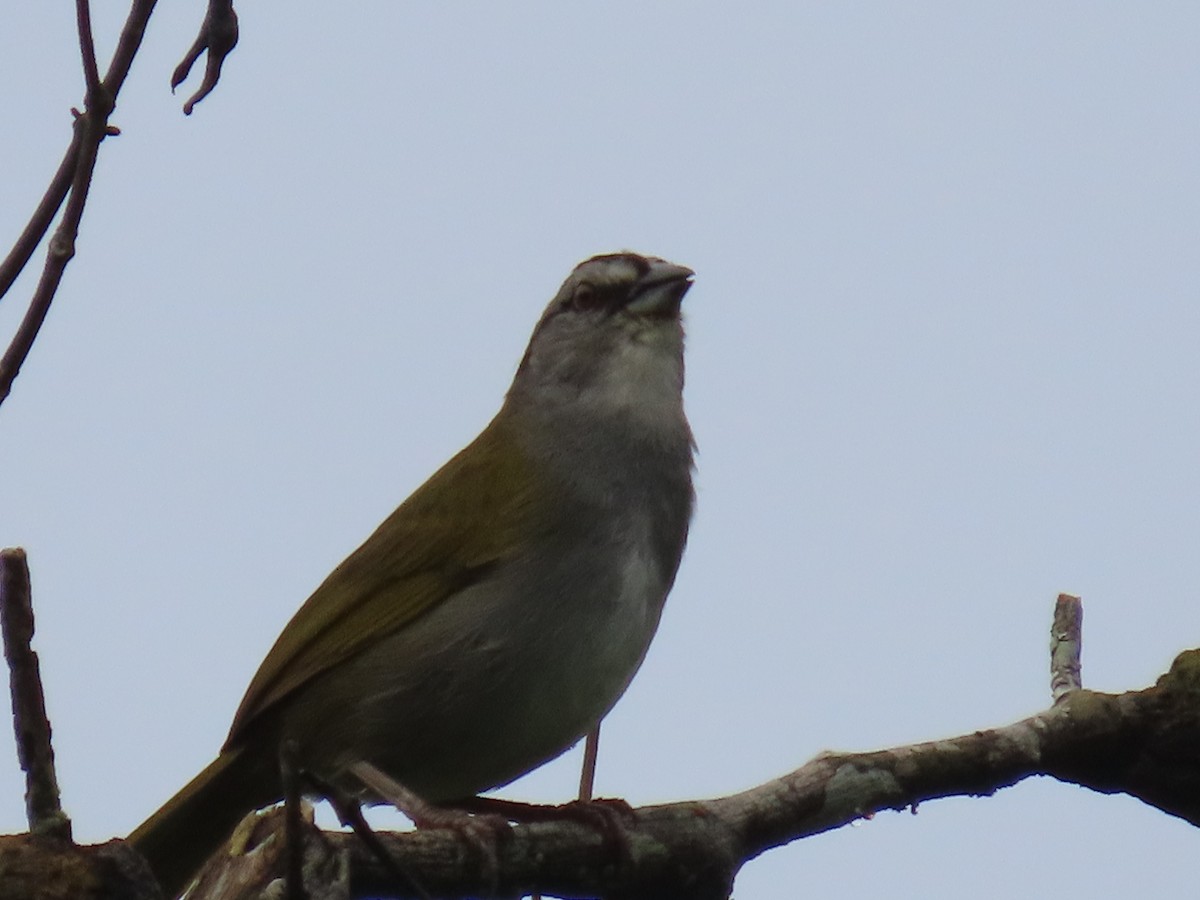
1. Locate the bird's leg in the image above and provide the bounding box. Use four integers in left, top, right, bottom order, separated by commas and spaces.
455, 722, 635, 849
578, 724, 600, 801
458, 793, 636, 857
299, 763, 431, 900
349, 761, 508, 892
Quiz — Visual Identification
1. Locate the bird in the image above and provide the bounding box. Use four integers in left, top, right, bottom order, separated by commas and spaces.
128, 252, 697, 896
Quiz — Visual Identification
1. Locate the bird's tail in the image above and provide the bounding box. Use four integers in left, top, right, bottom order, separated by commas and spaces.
128, 746, 279, 898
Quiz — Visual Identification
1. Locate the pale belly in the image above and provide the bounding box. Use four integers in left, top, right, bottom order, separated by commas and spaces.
275, 541, 669, 802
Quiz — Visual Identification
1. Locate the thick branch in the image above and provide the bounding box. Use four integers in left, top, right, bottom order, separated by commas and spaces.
177, 647, 1200, 900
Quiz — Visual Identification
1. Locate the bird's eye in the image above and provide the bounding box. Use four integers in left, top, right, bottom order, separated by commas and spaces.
571, 282, 600, 310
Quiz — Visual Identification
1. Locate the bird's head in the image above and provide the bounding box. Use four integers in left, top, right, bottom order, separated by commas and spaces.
508, 253, 694, 433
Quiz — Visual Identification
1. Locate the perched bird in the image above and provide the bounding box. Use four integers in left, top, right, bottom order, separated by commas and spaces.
129, 252, 696, 896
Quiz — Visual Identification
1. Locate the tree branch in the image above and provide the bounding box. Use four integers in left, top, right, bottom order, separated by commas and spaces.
75, 0, 102, 98
0, 126, 82, 304
0, 106, 107, 406
0, 0, 159, 408
177, 618, 1200, 900
101, 0, 159, 96
0, 549, 70, 840
171, 0, 239, 115
1050, 592, 1083, 701
312, 652, 1200, 900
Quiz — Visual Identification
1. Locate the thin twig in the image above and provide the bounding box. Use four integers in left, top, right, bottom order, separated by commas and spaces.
0, 0, 133, 308
0, 549, 71, 840
102, 0, 159, 93
1050, 593, 1083, 702
0, 132, 82, 304
0, 0, 159, 408
172, 0, 239, 115
74, 0, 102, 97
0, 110, 102, 406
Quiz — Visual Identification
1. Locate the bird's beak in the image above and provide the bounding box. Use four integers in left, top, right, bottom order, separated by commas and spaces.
626, 261, 695, 318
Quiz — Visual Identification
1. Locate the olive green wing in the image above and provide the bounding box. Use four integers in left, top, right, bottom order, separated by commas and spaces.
224, 421, 538, 747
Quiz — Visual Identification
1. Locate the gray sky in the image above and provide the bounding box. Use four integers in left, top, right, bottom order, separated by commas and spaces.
3, 3, 1198, 897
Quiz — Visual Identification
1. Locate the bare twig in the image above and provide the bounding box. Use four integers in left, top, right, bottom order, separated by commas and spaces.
0, 108, 105, 407
1050, 593, 1083, 702
0, 0, 150, 308
0, 132, 82, 304
74, 0, 102, 97
0, 0, 159, 409
102, 0, 159, 94
172, 0, 240, 115
0, 549, 71, 840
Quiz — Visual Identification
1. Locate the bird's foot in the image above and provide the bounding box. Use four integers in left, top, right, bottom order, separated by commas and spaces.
349, 761, 510, 891
456, 794, 637, 859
